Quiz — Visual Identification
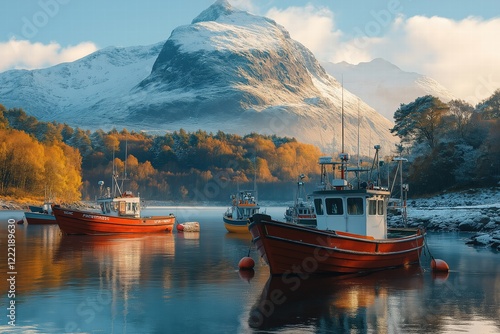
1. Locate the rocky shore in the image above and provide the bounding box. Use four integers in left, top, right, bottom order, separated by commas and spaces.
389, 187, 500, 251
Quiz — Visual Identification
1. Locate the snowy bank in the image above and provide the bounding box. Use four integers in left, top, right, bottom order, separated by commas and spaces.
388, 187, 500, 251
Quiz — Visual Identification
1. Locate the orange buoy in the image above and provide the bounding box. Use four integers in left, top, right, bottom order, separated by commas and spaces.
431, 258, 450, 272
238, 256, 255, 270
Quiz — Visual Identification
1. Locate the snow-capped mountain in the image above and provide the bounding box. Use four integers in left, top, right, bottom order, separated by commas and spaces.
322, 58, 455, 121
0, 0, 398, 156
0, 42, 164, 120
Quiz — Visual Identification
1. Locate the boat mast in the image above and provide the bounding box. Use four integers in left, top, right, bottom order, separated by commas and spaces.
340, 76, 348, 180
392, 156, 409, 226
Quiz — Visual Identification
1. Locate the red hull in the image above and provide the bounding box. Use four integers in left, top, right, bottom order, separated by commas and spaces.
249, 214, 425, 275
52, 205, 175, 235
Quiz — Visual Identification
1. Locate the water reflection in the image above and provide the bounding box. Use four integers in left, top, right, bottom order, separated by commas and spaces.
54, 233, 176, 290
249, 266, 424, 332
1, 211, 499, 333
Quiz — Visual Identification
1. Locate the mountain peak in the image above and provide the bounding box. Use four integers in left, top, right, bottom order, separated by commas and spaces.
192, 0, 236, 24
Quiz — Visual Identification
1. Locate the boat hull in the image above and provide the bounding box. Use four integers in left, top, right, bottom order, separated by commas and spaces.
223, 216, 250, 233
24, 212, 57, 224
52, 205, 175, 235
249, 214, 425, 275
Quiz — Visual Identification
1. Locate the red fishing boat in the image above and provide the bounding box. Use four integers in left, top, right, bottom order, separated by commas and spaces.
53, 173, 175, 235
249, 146, 426, 275
52, 203, 175, 235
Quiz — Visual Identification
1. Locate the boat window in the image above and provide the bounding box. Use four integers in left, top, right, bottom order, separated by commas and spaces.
368, 200, 377, 215
314, 198, 324, 215
326, 198, 343, 215
119, 201, 126, 214
378, 200, 384, 215
347, 198, 364, 215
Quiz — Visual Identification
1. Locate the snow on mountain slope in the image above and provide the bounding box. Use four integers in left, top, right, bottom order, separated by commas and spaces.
0, 0, 398, 157
322, 58, 456, 121
0, 42, 164, 120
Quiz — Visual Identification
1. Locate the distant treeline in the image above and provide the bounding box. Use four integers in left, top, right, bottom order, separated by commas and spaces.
0, 104, 322, 202
1, 89, 499, 203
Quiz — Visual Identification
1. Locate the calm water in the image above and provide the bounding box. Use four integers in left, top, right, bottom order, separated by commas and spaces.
1, 206, 499, 334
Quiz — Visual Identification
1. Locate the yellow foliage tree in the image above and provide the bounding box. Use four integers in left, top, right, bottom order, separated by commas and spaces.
0, 129, 82, 201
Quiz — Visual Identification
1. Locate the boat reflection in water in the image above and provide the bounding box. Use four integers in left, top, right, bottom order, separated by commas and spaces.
249, 266, 424, 331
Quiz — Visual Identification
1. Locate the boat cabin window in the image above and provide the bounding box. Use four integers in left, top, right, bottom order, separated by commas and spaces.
314, 199, 324, 215
347, 198, 364, 215
325, 198, 343, 215
368, 200, 377, 215
369, 199, 385, 216
378, 200, 384, 215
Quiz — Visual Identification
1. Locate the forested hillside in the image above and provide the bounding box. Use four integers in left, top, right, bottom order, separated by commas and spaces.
0, 105, 323, 202
1, 89, 499, 203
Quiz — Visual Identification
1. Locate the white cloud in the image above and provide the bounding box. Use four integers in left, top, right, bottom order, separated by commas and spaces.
265, 5, 342, 62
263, 4, 500, 104
0, 39, 98, 72
382, 16, 500, 103
230, 0, 257, 13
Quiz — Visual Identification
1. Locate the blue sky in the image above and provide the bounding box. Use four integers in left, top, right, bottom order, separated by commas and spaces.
1, 0, 499, 103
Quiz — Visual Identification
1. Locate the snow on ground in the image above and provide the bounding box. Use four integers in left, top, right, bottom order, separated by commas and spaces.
389, 187, 500, 251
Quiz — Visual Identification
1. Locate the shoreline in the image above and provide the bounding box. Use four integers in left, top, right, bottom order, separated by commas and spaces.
2, 187, 499, 250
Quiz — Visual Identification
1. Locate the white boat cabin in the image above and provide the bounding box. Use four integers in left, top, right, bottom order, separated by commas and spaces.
312, 148, 390, 239
97, 178, 142, 218
226, 190, 260, 220
97, 193, 141, 218
312, 189, 389, 239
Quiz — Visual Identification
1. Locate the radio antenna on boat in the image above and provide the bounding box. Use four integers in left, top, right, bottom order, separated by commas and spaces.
339, 75, 348, 180
341, 75, 344, 155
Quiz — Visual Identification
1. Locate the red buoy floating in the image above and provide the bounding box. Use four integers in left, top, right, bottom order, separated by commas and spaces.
431, 258, 450, 272
238, 256, 255, 270
176, 224, 184, 232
